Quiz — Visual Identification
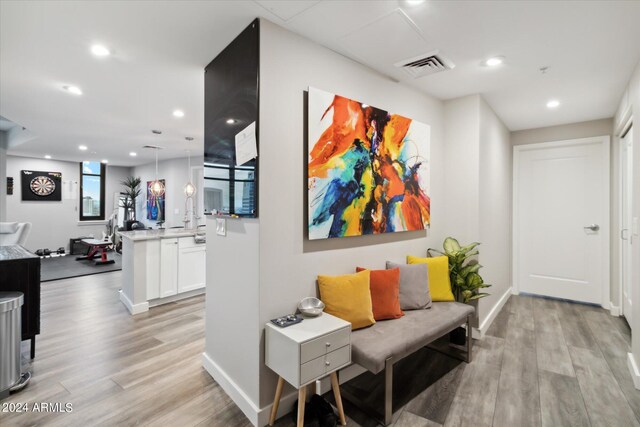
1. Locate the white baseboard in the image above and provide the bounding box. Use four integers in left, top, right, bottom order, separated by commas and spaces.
202, 352, 261, 426
609, 303, 621, 317
119, 290, 149, 315
476, 286, 512, 338
628, 353, 640, 390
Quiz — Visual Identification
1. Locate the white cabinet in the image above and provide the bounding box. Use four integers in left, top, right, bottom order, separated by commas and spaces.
160, 238, 179, 297
178, 238, 206, 293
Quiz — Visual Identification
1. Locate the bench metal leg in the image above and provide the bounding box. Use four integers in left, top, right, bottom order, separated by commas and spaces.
385, 357, 393, 426
466, 315, 472, 363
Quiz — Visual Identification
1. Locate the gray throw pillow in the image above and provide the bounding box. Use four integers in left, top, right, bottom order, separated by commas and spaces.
386, 261, 432, 310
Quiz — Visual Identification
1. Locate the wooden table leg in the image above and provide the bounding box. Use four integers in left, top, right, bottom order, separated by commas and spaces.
296, 385, 307, 427
268, 376, 285, 426
330, 372, 347, 425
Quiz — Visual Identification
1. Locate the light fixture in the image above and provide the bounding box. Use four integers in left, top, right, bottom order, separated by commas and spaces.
63, 85, 83, 95
101, 159, 108, 164
546, 99, 560, 108
91, 44, 110, 57
226, 118, 236, 124
78, 145, 88, 151
484, 56, 504, 67
173, 110, 185, 118
183, 150, 197, 198
404, 0, 426, 5
149, 146, 165, 197
129, 151, 137, 157
44, 155, 51, 159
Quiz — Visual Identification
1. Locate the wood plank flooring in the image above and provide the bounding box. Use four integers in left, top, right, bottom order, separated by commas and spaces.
2, 273, 639, 427
0, 271, 249, 427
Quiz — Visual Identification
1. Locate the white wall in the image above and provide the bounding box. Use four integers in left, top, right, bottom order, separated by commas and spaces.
478, 97, 512, 327
131, 156, 203, 229
616, 60, 640, 376
442, 95, 512, 328
0, 131, 7, 221
5, 155, 130, 251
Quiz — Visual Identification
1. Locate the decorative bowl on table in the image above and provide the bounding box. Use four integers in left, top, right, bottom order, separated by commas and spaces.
298, 297, 325, 317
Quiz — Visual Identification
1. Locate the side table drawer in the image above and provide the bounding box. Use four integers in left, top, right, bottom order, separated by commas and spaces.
299, 345, 351, 385
300, 327, 350, 364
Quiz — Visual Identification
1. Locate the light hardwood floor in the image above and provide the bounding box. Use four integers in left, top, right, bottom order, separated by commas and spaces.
2, 272, 639, 427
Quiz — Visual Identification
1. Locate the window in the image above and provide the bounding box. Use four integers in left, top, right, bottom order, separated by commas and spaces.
79, 161, 106, 221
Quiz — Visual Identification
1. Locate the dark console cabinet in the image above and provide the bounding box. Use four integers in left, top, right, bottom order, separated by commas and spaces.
0, 245, 41, 359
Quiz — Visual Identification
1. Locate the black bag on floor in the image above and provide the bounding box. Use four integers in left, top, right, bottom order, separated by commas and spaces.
292, 394, 337, 427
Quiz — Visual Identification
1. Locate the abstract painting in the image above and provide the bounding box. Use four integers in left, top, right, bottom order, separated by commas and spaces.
21, 170, 62, 201
147, 179, 165, 221
308, 87, 430, 240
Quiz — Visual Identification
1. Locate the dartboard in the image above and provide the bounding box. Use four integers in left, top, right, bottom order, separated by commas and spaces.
30, 176, 56, 196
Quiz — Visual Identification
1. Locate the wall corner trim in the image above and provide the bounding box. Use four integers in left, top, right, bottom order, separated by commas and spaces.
627, 353, 640, 390
202, 352, 260, 426
609, 303, 621, 317
118, 290, 148, 315
477, 286, 512, 337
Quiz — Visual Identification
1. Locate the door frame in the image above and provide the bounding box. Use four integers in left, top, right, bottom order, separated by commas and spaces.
512, 136, 611, 309
616, 107, 633, 317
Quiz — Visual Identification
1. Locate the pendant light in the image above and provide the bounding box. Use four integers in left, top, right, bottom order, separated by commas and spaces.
149, 147, 165, 197
183, 150, 196, 198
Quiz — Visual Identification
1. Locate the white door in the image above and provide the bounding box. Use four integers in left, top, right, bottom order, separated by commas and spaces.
514, 137, 610, 305
621, 127, 634, 323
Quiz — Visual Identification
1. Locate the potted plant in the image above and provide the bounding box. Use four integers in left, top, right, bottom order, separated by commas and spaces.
429, 237, 491, 345
120, 176, 141, 230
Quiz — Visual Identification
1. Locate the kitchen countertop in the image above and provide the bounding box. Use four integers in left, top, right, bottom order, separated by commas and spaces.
117, 228, 205, 242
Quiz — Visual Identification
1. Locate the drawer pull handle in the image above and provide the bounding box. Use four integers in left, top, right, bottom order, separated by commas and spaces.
326, 342, 331, 347
325, 361, 330, 366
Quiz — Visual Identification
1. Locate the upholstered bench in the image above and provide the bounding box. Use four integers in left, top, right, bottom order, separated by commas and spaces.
344, 302, 475, 425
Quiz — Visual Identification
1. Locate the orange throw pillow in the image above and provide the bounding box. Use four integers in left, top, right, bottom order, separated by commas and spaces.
356, 267, 404, 320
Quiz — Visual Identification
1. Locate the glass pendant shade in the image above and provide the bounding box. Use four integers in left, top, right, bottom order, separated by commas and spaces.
149, 179, 165, 197
184, 182, 196, 197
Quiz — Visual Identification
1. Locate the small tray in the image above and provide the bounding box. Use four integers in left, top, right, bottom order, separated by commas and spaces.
271, 314, 303, 328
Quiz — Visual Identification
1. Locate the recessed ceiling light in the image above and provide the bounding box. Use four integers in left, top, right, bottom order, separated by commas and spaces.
101, 159, 108, 164
173, 110, 185, 118
546, 99, 560, 108
78, 145, 88, 151
226, 118, 236, 124
44, 155, 51, 159
63, 85, 83, 95
484, 56, 504, 67
91, 44, 110, 57
404, 0, 426, 5
129, 152, 137, 157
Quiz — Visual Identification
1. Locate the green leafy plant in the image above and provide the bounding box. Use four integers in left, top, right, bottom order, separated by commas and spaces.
119, 176, 141, 221
428, 237, 491, 304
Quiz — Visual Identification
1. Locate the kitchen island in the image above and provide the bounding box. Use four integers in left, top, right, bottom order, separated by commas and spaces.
118, 228, 206, 314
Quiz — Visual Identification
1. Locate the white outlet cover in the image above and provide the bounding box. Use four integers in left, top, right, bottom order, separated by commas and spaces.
216, 218, 226, 236
174, 208, 180, 215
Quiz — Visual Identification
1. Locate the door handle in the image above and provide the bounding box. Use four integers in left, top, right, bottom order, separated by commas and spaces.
621, 228, 629, 240
583, 224, 600, 232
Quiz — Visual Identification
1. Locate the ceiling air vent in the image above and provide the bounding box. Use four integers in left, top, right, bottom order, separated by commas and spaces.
395, 50, 455, 79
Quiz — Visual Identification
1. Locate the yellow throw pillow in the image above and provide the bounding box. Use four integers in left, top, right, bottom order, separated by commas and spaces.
407, 255, 455, 302
317, 270, 375, 330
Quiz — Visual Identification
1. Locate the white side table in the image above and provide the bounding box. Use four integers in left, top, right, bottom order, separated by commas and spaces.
265, 312, 351, 426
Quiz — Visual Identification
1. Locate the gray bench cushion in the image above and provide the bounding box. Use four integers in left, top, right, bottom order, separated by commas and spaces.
351, 302, 474, 374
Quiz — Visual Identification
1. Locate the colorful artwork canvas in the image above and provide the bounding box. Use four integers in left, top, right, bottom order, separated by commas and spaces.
308, 87, 430, 240
147, 179, 165, 221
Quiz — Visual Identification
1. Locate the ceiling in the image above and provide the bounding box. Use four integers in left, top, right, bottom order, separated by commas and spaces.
1, 1, 639, 166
